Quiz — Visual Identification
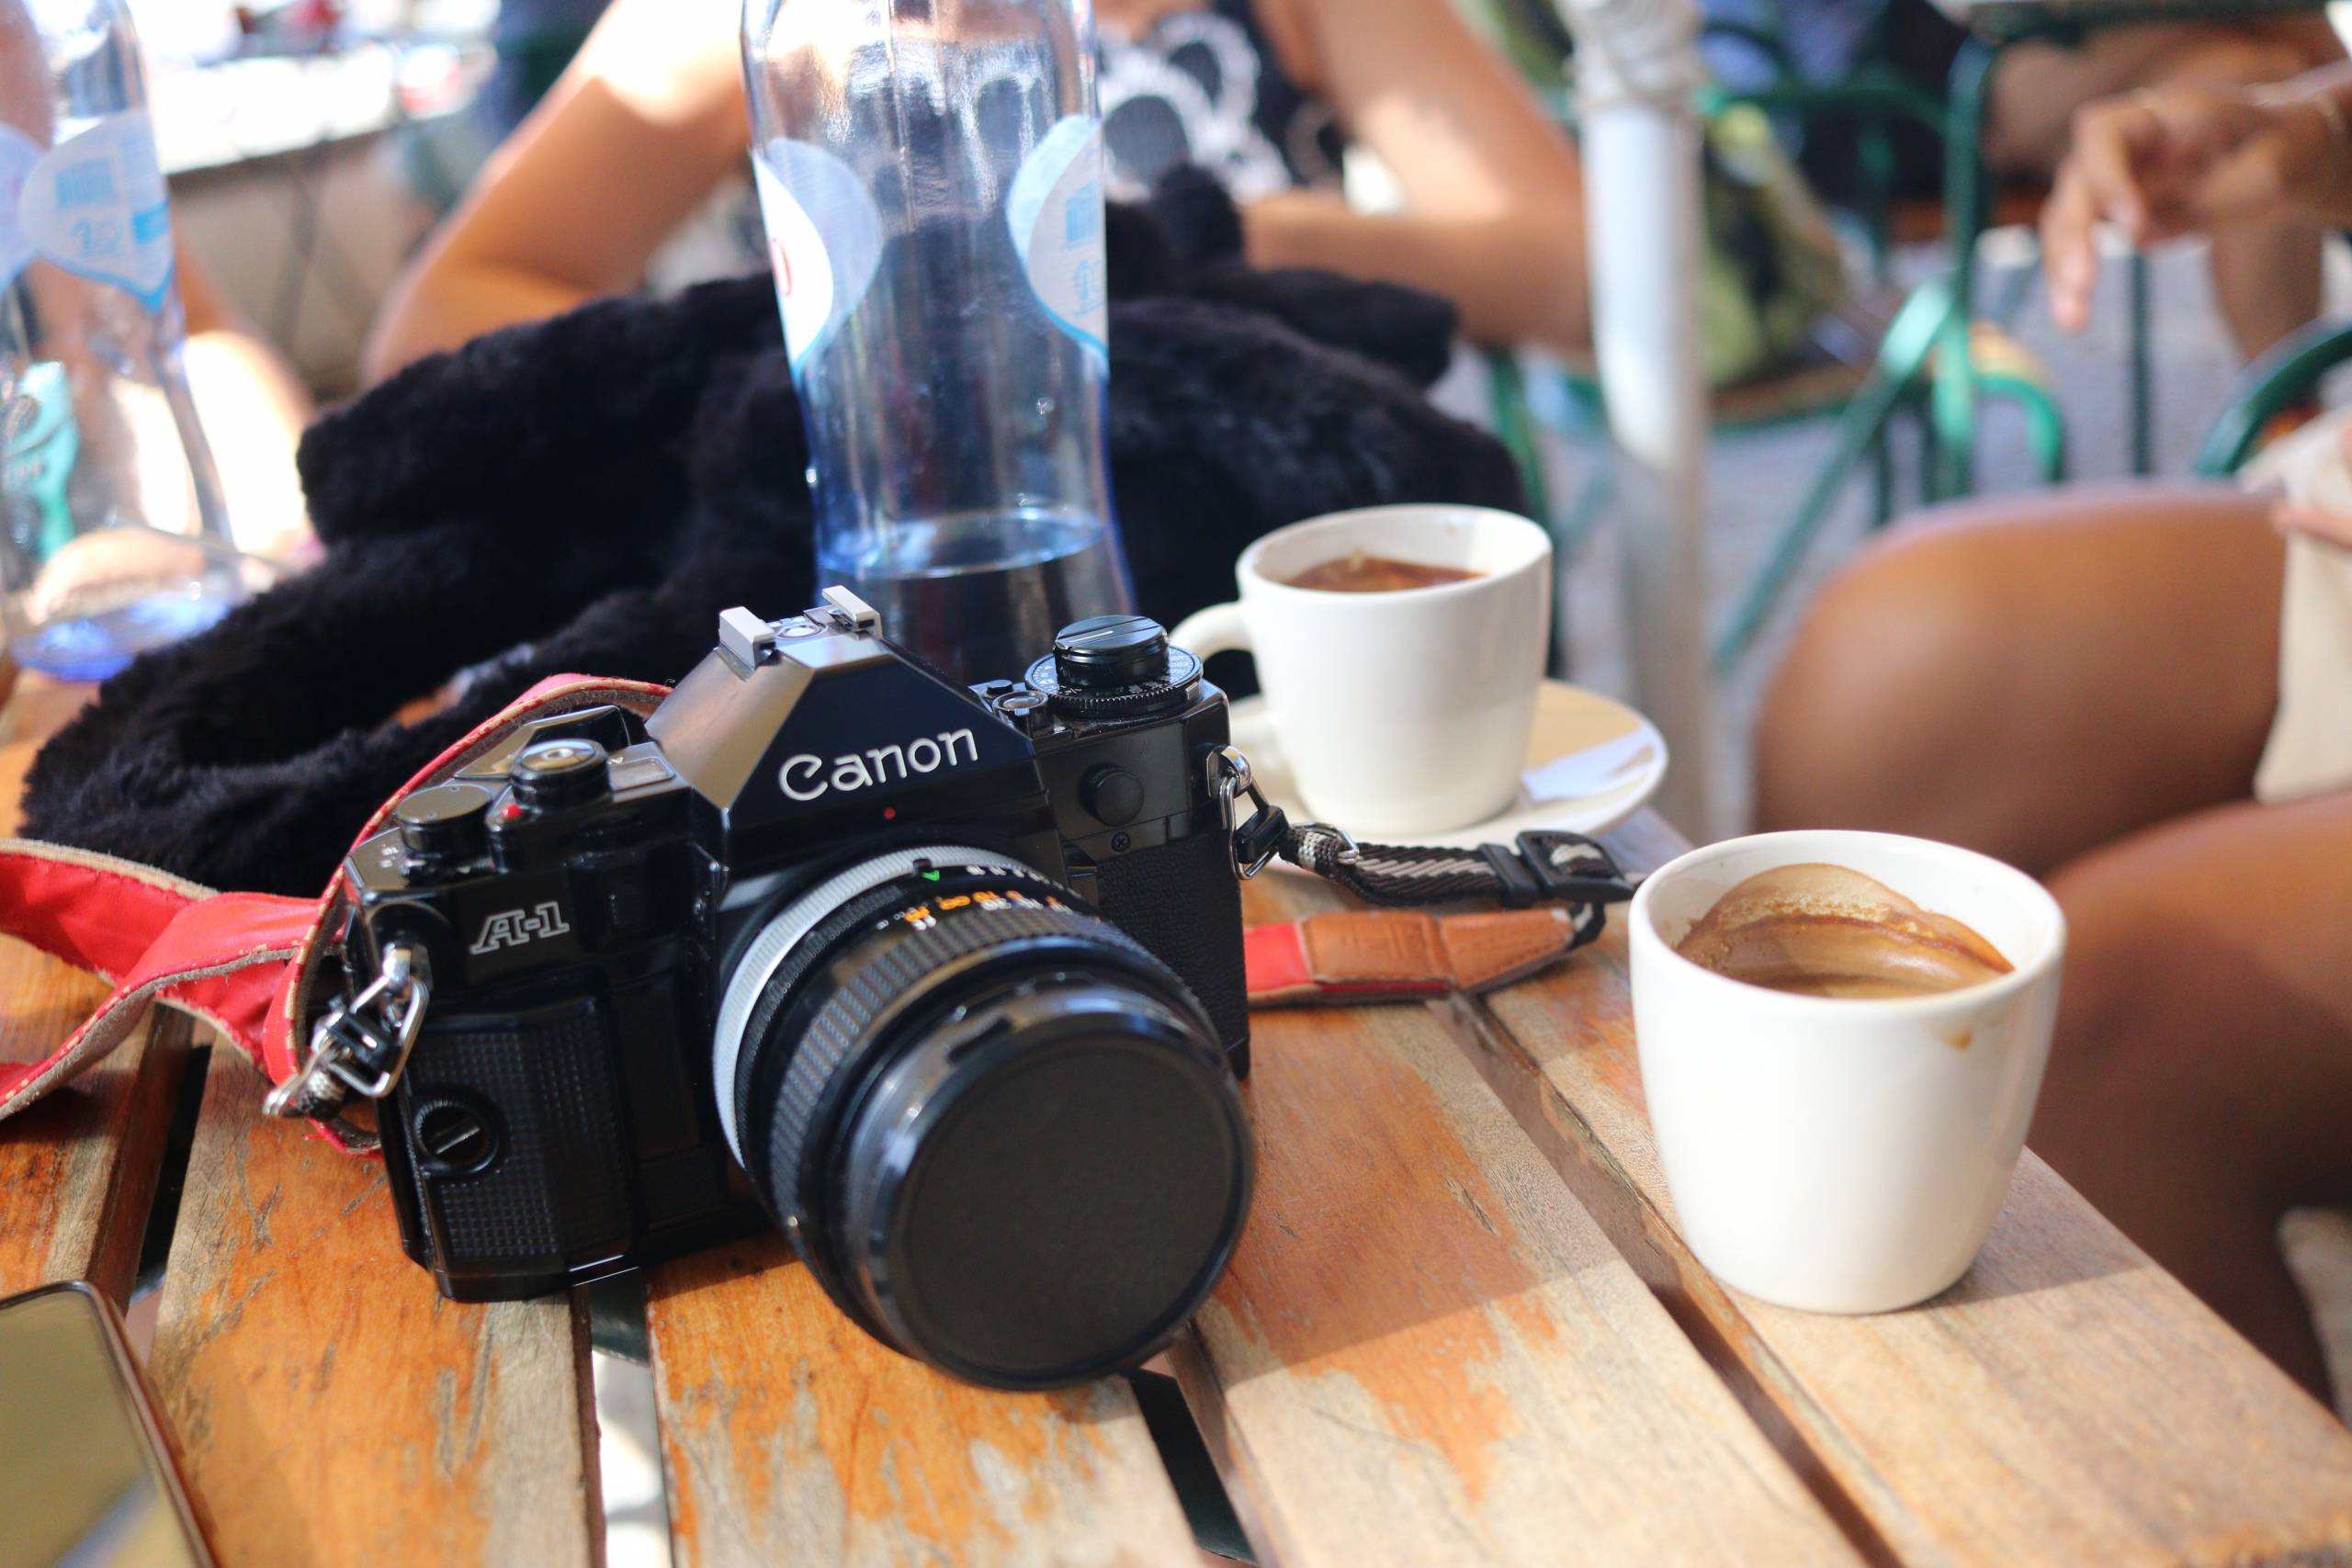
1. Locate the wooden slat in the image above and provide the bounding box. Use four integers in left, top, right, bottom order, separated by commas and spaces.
147, 1055, 600, 1568
1455, 815, 2352, 1568
0, 953, 188, 1301
1167, 871, 1863, 1568
0, 673, 89, 829
646, 1236, 1200, 1568
0, 675, 187, 1303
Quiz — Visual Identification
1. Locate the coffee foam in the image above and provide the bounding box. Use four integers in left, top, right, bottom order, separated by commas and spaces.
1672, 863, 2012, 1000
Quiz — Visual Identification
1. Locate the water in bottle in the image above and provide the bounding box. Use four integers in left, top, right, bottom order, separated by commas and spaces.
745, 0, 1134, 681
0, 0, 243, 681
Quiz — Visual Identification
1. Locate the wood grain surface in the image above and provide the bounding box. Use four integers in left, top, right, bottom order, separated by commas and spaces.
1169, 872, 1863, 1568
646, 1236, 1199, 1568
0, 950, 187, 1302
0, 675, 188, 1303
147, 1054, 601, 1568
0, 673, 87, 830
1454, 818, 2352, 1568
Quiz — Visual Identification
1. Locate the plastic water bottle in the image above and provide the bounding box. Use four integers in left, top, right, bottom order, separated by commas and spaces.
0, 0, 243, 681
745, 0, 1134, 681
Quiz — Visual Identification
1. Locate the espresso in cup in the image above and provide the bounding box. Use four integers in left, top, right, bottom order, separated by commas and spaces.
1283, 551, 1483, 594
1630, 829, 2066, 1314
1170, 505, 1551, 834
1674, 863, 2012, 1000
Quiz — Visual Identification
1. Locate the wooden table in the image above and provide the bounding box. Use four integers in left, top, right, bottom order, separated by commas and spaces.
6, 671, 2352, 1566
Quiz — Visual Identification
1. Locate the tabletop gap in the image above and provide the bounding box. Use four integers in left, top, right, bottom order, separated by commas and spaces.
1464, 818, 2352, 1568
1181, 869, 1866, 1567
127, 1039, 215, 1303
1432, 991, 1911, 1568
587, 1269, 682, 1568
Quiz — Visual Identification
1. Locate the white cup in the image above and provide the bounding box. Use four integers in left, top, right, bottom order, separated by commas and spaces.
1629, 830, 2067, 1314
1170, 504, 1551, 835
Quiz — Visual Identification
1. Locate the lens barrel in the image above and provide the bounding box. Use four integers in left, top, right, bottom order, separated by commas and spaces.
716, 851, 1251, 1389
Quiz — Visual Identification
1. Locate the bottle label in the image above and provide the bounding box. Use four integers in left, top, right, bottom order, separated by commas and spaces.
1007, 116, 1108, 368
20, 109, 175, 311
0, 126, 41, 289
753, 138, 882, 375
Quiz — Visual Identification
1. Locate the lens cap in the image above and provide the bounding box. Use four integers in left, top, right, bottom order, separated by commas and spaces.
729, 863, 1252, 1391
847, 1003, 1251, 1388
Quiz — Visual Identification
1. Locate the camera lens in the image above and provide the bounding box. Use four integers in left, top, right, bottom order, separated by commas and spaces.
713, 846, 1251, 1389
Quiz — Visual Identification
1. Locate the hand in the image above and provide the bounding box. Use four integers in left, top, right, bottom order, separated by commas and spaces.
2272, 423, 2352, 549
2042, 84, 2346, 334
2275, 499, 2352, 547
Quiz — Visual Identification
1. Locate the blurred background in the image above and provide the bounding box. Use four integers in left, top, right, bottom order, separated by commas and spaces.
105, 8, 2352, 1561
143, 1, 495, 395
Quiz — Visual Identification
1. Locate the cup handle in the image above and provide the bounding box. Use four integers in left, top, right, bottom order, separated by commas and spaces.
1170, 602, 1250, 660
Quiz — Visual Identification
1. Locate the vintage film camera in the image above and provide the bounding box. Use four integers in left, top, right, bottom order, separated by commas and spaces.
334, 591, 1253, 1390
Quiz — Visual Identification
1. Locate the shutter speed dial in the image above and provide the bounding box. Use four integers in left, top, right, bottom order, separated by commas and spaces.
1026, 615, 1201, 721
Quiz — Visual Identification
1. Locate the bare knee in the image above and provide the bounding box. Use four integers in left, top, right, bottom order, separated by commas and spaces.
1753, 524, 2009, 837
2041, 854, 2172, 1095
2038, 844, 2266, 1179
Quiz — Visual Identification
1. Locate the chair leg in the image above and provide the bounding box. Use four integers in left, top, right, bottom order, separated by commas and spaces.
1485, 350, 1557, 527
1981, 372, 2069, 484
1930, 41, 1998, 501
2127, 248, 2154, 476
1870, 418, 1894, 527
1713, 281, 1951, 671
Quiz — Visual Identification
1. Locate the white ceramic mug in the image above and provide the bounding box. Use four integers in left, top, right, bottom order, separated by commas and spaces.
1170, 505, 1551, 835
1629, 830, 2067, 1314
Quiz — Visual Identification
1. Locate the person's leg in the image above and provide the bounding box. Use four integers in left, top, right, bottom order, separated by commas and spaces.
1754, 484, 2283, 877
1984, 21, 2340, 358
2034, 786, 2352, 1402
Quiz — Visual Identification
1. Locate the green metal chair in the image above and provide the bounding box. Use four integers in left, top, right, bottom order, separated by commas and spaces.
2196, 316, 2352, 479
1469, 0, 2069, 671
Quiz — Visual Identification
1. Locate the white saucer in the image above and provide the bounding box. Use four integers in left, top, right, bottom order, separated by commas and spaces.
1229, 679, 1668, 863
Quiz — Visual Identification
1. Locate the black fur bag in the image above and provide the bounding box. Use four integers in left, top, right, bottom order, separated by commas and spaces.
22, 172, 1525, 897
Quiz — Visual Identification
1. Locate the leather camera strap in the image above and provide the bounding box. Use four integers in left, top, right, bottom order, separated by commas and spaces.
0, 675, 673, 1152
0, 679, 1634, 1149
1245, 906, 1605, 1007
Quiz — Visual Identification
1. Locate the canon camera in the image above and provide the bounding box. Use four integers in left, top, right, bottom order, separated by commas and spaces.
333, 590, 1254, 1390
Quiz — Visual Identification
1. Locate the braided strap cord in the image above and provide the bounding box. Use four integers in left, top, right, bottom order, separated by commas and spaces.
1277, 823, 1634, 947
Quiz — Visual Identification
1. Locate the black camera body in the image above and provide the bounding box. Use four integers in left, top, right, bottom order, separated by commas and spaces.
340, 592, 1253, 1389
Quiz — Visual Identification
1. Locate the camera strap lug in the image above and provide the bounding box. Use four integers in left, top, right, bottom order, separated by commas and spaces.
264, 943, 433, 1119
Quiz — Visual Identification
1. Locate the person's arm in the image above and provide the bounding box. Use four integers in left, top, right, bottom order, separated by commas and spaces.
2043, 63, 2352, 333
1250, 0, 1588, 353
362, 0, 747, 382
176, 248, 317, 560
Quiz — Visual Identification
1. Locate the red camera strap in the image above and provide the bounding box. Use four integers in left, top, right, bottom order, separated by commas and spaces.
0, 676, 672, 1149
0, 673, 1611, 1156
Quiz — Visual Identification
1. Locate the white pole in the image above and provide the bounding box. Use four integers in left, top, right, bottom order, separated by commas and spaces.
1553, 0, 1719, 838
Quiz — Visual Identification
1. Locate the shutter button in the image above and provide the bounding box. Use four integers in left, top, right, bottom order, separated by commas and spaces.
1083, 765, 1147, 827
512, 739, 610, 810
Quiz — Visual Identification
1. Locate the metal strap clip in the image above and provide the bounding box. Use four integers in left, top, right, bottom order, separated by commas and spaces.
264, 943, 432, 1118
1205, 745, 1285, 880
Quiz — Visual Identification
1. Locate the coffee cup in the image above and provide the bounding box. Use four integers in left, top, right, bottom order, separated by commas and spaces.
1170, 504, 1551, 835
1629, 830, 2067, 1314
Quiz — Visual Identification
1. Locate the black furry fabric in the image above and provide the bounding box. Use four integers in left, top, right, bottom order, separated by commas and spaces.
24, 171, 1523, 897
